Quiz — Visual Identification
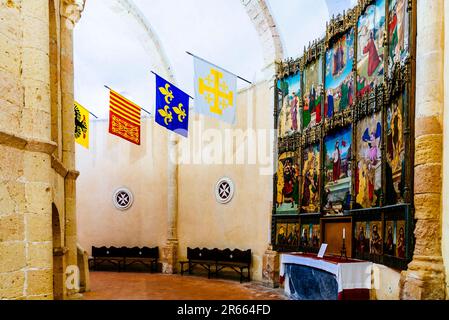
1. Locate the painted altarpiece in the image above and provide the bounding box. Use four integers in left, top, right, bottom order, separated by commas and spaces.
272, 0, 415, 271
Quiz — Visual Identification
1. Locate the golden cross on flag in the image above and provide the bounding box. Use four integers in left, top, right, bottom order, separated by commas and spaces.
191, 53, 251, 124
199, 68, 234, 116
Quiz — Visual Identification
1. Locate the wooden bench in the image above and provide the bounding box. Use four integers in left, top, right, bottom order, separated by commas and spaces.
179, 247, 251, 283
91, 246, 158, 272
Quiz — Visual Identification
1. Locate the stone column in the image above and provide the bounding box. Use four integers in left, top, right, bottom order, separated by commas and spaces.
400, 0, 446, 300
262, 245, 280, 288
0, 0, 59, 300
162, 133, 179, 274
60, 0, 84, 298
262, 66, 280, 288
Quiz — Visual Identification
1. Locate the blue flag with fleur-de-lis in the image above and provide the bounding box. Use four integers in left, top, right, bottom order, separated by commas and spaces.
155, 73, 190, 137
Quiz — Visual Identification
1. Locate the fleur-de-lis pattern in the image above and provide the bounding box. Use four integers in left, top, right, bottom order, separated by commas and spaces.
159, 84, 174, 104
173, 103, 186, 122
155, 74, 189, 137
158, 105, 173, 125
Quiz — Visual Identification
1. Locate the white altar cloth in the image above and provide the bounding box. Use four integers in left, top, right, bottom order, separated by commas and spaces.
280, 253, 373, 293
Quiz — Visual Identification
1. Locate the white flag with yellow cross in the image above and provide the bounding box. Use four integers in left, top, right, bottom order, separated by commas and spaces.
193, 56, 237, 124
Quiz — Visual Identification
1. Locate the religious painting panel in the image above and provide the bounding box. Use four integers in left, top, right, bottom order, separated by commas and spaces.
355, 112, 382, 209
301, 143, 320, 214
385, 96, 405, 204
388, 0, 410, 65
275, 222, 288, 247
303, 57, 323, 129
353, 210, 383, 260
357, 0, 386, 97
382, 212, 407, 259
275, 150, 300, 215
286, 223, 301, 247
300, 224, 310, 248
396, 220, 406, 259
299, 223, 321, 251
277, 73, 301, 138
384, 220, 396, 256
354, 221, 370, 257
274, 219, 300, 251
369, 220, 383, 256
325, 28, 355, 118
323, 126, 352, 214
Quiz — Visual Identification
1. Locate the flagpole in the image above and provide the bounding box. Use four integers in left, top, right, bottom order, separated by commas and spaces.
150, 71, 195, 100
87, 110, 98, 119
76, 101, 99, 119
186, 51, 253, 85
104, 85, 152, 117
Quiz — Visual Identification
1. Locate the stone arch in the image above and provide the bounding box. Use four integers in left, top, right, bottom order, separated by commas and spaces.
52, 203, 65, 300
240, 0, 285, 65
107, 0, 176, 82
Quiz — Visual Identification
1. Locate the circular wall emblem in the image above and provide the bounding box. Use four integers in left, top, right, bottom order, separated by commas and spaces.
112, 188, 134, 211
215, 177, 234, 204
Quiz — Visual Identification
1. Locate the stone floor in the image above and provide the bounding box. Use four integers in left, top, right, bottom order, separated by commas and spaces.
83, 271, 288, 300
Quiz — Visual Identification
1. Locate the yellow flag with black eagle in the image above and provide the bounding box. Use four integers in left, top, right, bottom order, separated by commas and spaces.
74, 101, 89, 149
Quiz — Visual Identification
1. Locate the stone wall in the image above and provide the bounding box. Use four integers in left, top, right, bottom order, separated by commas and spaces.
0, 0, 84, 300
400, 0, 446, 300
443, 0, 449, 299
1, 0, 53, 299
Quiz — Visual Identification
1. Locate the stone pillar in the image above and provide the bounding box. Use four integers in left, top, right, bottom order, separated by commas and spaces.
162, 133, 179, 274
400, 0, 446, 300
443, 0, 449, 298
60, 0, 84, 298
262, 245, 280, 288
0, 0, 58, 300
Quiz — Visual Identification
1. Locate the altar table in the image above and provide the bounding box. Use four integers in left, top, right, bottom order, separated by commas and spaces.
280, 253, 373, 300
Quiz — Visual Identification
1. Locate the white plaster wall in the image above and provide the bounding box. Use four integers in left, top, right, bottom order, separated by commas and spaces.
177, 80, 274, 281
76, 118, 169, 254
372, 264, 401, 300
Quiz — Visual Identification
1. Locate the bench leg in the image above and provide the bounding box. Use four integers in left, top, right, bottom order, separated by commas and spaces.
153, 260, 157, 273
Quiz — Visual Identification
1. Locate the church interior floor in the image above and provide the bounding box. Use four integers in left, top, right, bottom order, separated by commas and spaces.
82, 272, 288, 300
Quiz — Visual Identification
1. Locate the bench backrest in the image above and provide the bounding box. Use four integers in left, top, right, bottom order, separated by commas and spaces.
92, 246, 159, 258
187, 247, 216, 261
217, 248, 251, 265
92, 246, 123, 257
124, 246, 159, 259
187, 247, 251, 265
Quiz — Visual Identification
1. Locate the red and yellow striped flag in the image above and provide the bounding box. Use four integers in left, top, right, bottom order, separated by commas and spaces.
108, 89, 141, 145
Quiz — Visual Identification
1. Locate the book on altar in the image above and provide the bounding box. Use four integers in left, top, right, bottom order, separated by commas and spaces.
317, 244, 328, 258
